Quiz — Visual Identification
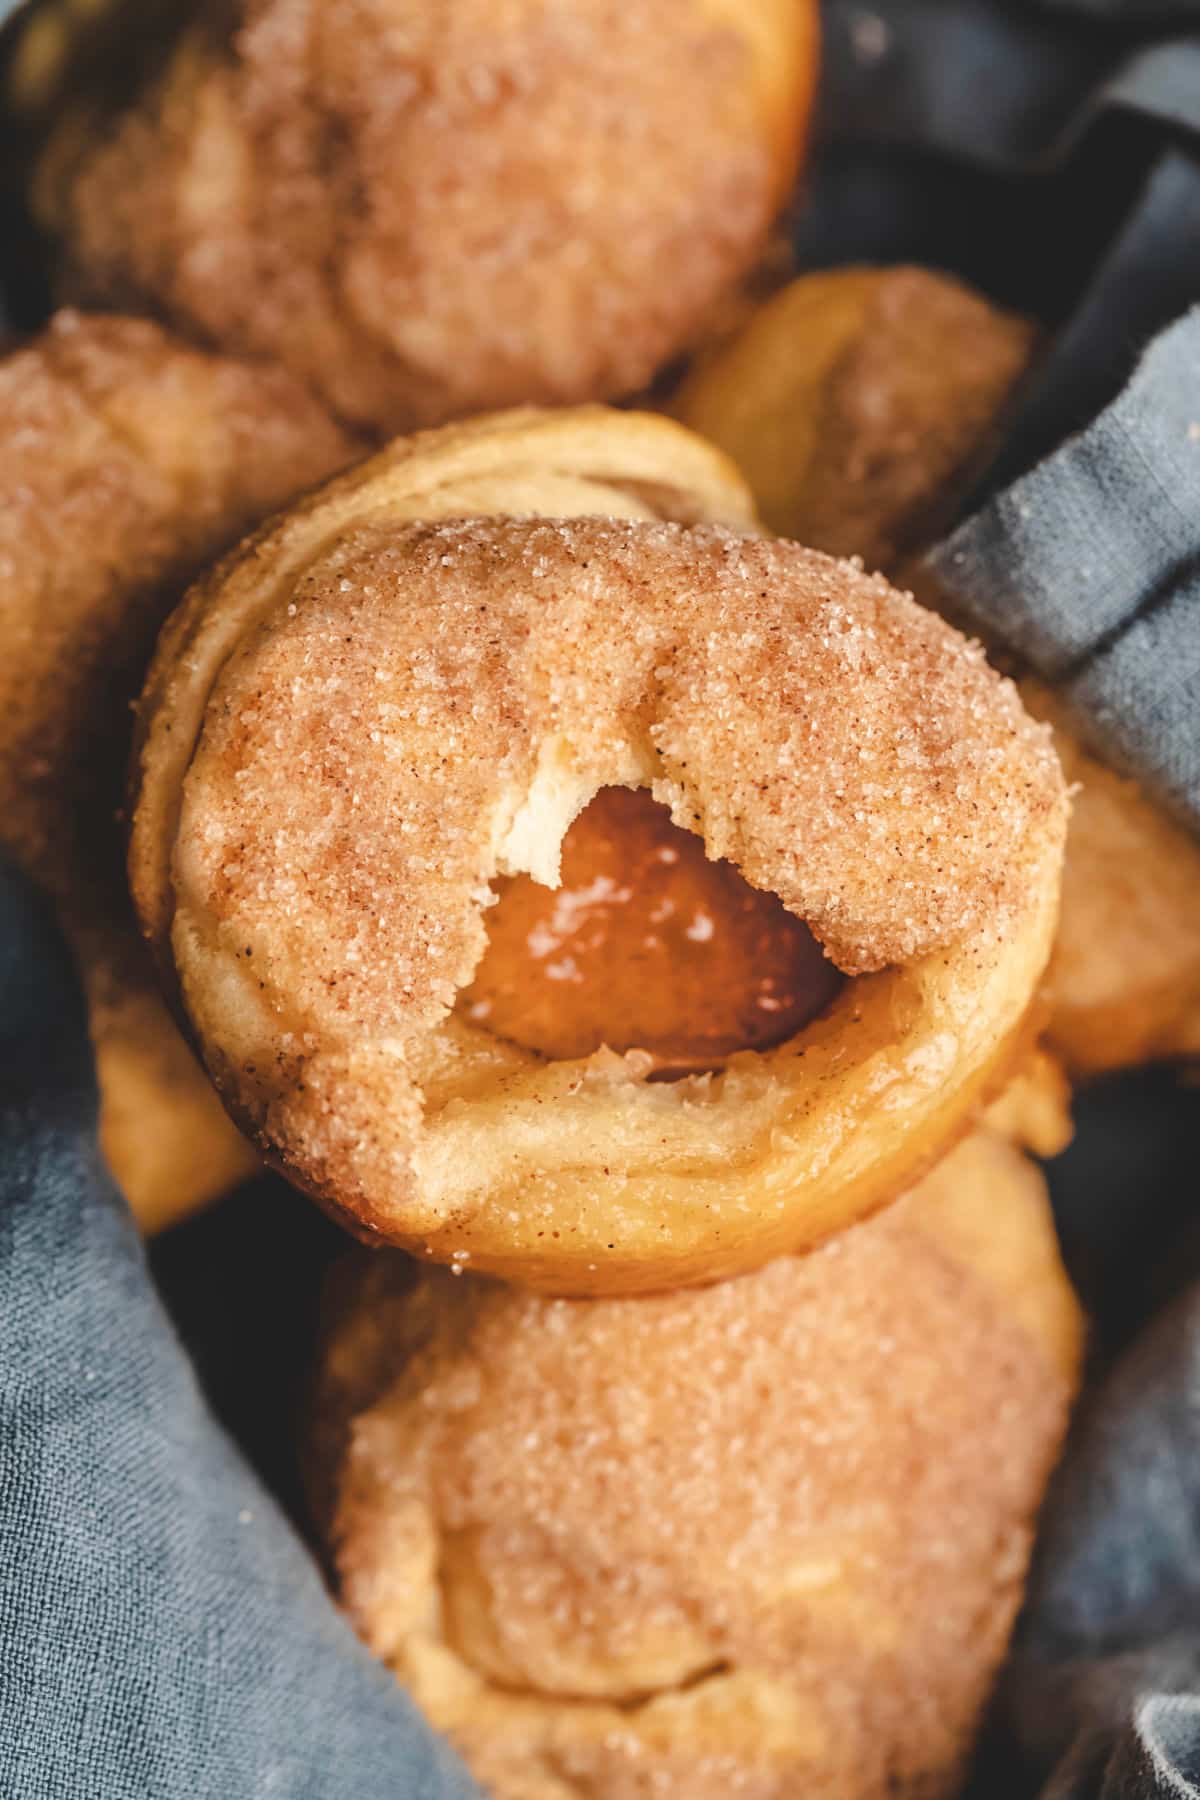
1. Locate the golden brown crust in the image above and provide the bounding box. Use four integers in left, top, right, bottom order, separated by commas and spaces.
0, 309, 359, 1232
673, 265, 1037, 570
315, 1122, 1082, 1800
129, 406, 1067, 1288
36, 0, 819, 434
1020, 682, 1200, 1076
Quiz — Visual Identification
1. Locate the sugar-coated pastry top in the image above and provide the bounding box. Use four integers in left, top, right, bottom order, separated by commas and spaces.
0, 309, 358, 1229
129, 407, 1067, 1285
317, 1124, 1082, 1798
38, 0, 818, 433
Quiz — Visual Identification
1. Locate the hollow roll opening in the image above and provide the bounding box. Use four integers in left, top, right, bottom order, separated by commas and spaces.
459, 786, 846, 1077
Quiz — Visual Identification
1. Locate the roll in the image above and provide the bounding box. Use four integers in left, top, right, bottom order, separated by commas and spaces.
0, 309, 358, 1231
673, 264, 1036, 569
32, 0, 819, 434
129, 405, 1067, 1291
312, 1112, 1083, 1799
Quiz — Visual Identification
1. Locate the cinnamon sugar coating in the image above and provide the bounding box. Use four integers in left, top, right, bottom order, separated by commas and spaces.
182, 517, 1058, 977
36, 0, 818, 434
0, 309, 359, 1230
315, 1122, 1083, 1800
130, 408, 1067, 1289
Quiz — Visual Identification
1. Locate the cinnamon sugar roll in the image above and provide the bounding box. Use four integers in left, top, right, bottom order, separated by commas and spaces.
129, 406, 1067, 1290
32, 0, 819, 435
311, 1110, 1083, 1800
0, 310, 358, 1231
673, 265, 1036, 570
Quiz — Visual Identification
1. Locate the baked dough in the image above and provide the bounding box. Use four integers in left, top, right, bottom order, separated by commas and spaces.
33, 0, 819, 434
673, 265, 1036, 569
677, 264, 1200, 1076
908, 583, 1200, 1077
129, 406, 1067, 1291
313, 1113, 1083, 1800
0, 310, 358, 1232
1023, 683, 1200, 1075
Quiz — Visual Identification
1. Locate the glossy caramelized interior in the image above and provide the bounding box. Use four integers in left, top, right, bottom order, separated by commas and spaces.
460, 787, 844, 1075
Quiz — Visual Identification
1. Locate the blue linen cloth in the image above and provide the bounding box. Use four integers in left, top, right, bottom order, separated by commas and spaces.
0, 868, 480, 1800
1, 1, 1200, 1796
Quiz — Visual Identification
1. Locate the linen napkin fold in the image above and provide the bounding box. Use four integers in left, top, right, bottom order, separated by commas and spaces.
927, 306, 1200, 834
